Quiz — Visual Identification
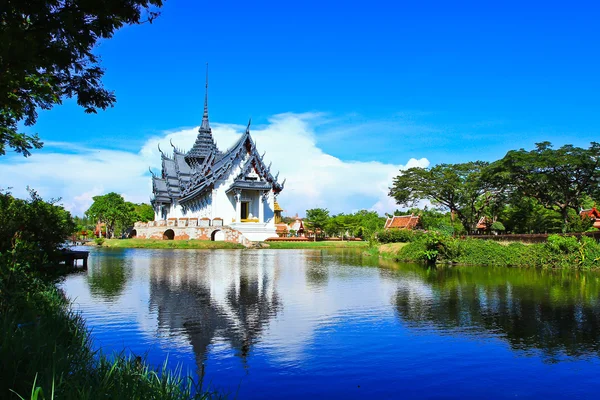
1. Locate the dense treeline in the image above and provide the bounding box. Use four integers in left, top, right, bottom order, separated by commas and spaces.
302, 208, 386, 240
389, 142, 600, 234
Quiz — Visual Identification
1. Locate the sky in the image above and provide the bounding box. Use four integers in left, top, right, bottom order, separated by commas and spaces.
1, 0, 599, 216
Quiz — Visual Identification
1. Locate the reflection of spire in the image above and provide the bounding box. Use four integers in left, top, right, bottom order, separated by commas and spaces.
200, 63, 210, 132
148, 251, 280, 371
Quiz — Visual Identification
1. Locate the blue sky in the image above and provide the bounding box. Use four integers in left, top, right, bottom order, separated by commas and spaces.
2, 0, 599, 215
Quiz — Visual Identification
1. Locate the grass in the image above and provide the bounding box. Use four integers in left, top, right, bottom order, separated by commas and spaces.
97, 239, 244, 249
377, 243, 408, 259
265, 240, 368, 249
1, 244, 219, 399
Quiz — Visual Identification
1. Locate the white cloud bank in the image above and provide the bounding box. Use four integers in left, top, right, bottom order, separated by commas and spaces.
0, 113, 429, 216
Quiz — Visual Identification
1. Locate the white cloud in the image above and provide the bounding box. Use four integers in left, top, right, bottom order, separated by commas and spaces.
0, 113, 429, 216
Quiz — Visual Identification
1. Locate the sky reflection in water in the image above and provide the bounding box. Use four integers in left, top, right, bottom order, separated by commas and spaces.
62, 248, 600, 399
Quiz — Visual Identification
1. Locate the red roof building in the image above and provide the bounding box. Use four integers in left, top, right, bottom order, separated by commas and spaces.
384, 214, 421, 230
580, 207, 600, 229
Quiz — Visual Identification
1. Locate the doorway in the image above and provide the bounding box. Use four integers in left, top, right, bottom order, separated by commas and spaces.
241, 202, 249, 220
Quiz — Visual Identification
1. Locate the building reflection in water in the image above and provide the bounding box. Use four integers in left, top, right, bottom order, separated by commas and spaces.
149, 250, 281, 372
392, 264, 600, 360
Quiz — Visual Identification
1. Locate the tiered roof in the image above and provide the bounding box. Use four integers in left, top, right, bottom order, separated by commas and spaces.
150, 70, 284, 208
384, 214, 421, 230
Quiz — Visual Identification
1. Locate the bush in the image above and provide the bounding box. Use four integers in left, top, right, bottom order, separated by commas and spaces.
376, 229, 422, 244
94, 237, 105, 246
394, 232, 600, 269
0, 189, 74, 258
490, 221, 505, 232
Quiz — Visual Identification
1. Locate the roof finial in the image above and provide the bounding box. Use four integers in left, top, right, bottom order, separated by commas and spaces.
200, 63, 210, 132
246, 117, 251, 134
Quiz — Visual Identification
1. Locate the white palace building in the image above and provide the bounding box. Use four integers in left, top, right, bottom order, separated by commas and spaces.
133, 71, 285, 243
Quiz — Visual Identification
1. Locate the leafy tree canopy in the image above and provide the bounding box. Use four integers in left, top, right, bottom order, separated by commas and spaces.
130, 202, 154, 222
389, 162, 499, 234
304, 208, 330, 241
0, 188, 74, 255
85, 192, 133, 238
491, 142, 600, 232
0, 0, 162, 157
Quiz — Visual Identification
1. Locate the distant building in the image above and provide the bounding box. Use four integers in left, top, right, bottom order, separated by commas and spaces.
289, 216, 306, 237
384, 214, 421, 230
580, 207, 600, 229
135, 68, 285, 242
476, 216, 493, 234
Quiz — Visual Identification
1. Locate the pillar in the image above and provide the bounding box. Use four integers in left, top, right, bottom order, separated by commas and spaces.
234, 190, 241, 222
259, 191, 265, 223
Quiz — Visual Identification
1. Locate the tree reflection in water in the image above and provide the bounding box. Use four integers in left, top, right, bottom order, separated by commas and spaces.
148, 250, 281, 372
87, 252, 131, 299
393, 264, 600, 360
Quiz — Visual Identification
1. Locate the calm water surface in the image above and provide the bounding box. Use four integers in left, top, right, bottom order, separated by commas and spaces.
62, 248, 600, 399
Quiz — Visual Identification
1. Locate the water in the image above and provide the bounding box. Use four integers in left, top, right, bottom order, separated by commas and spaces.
61, 248, 600, 399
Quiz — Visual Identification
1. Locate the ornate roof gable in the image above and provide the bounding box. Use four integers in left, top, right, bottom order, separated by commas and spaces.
178, 122, 284, 205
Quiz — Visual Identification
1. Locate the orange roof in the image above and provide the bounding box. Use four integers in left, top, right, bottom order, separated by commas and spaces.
275, 223, 289, 233
384, 215, 420, 230
581, 207, 600, 219
476, 216, 491, 230
581, 207, 600, 228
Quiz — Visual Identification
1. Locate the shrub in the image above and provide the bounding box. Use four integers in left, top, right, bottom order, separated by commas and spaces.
377, 229, 422, 244
0, 189, 74, 257
394, 232, 600, 269
94, 237, 105, 246
491, 221, 505, 232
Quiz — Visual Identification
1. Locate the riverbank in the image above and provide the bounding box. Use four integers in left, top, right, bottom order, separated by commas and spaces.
376, 233, 600, 269
91, 238, 368, 250
265, 240, 368, 249
96, 238, 245, 249
1, 245, 215, 399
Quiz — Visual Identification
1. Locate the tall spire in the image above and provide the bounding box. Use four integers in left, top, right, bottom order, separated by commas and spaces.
200, 63, 210, 132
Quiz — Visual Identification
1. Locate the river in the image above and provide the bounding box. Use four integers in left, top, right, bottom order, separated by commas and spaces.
61, 247, 600, 399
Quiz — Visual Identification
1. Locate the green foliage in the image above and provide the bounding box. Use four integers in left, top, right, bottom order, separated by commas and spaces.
94, 237, 105, 246
85, 193, 133, 239
131, 203, 155, 222
304, 208, 330, 240
0, 0, 163, 157
389, 162, 500, 234
376, 229, 421, 244
394, 232, 600, 269
0, 189, 74, 258
490, 221, 505, 232
491, 142, 600, 233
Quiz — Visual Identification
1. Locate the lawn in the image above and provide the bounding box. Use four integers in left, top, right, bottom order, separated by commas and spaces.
265, 240, 368, 249
378, 242, 408, 258
98, 238, 245, 249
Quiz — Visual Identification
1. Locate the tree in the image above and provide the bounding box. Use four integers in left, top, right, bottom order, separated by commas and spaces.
491, 142, 600, 232
304, 208, 330, 242
0, 188, 74, 255
0, 0, 162, 157
130, 203, 154, 222
490, 221, 505, 234
389, 162, 500, 234
85, 193, 133, 239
